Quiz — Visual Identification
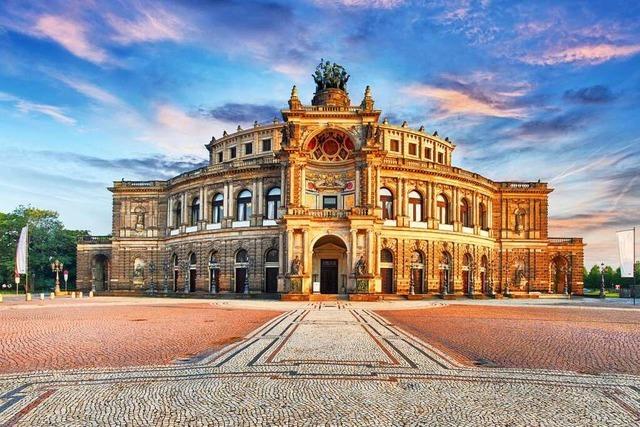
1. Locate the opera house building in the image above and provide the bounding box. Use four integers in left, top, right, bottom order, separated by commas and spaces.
77, 62, 584, 299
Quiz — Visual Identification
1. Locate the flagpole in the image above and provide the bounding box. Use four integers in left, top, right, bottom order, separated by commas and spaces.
634, 226, 637, 306
25, 225, 29, 295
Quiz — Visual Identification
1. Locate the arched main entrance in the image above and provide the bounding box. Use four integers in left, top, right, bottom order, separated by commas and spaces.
380, 249, 394, 293
312, 235, 347, 294
188, 252, 197, 292
235, 249, 249, 293
550, 256, 568, 293
264, 248, 279, 293
91, 254, 110, 291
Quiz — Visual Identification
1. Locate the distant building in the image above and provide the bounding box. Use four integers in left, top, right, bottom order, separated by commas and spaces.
77, 63, 584, 297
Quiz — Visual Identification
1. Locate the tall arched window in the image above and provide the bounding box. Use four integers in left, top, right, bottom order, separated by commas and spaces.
437, 194, 449, 224
380, 249, 394, 293
174, 200, 182, 228
237, 190, 252, 221
266, 187, 281, 220
479, 202, 488, 230
211, 193, 223, 224
379, 188, 394, 220
190, 197, 200, 226
460, 198, 471, 227
236, 249, 249, 263
408, 190, 423, 222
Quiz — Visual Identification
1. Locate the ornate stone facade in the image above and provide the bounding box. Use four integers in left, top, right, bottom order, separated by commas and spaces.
77, 63, 584, 296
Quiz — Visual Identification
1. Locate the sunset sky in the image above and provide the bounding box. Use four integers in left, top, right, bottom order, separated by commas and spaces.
1, 0, 639, 267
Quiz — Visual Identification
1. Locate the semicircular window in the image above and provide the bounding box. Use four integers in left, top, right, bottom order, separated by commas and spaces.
307, 130, 354, 161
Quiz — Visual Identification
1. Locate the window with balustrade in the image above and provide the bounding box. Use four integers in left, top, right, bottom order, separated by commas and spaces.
236, 190, 252, 221
190, 197, 200, 225
460, 198, 471, 227
266, 187, 281, 219
211, 193, 223, 223
437, 194, 449, 224
379, 188, 394, 220
408, 190, 423, 222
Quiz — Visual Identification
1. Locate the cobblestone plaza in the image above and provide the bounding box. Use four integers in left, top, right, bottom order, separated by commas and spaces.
0, 297, 639, 425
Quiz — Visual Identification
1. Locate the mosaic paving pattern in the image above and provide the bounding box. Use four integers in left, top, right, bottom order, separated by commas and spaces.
0, 302, 639, 426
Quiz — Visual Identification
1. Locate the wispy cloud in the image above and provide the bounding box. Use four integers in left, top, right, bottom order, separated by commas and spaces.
50, 74, 122, 105
563, 85, 617, 104
198, 103, 280, 124
106, 7, 186, 45
34, 15, 110, 64
522, 43, 640, 65
0, 91, 75, 125
312, 0, 405, 9
401, 83, 528, 119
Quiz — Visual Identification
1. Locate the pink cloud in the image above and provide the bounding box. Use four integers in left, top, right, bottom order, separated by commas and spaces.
400, 84, 528, 119
107, 8, 186, 45
523, 43, 640, 65
34, 15, 109, 64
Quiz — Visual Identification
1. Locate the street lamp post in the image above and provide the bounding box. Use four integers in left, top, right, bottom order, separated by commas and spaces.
51, 259, 63, 294
14, 275, 20, 296
243, 258, 252, 295
209, 261, 218, 294
63, 270, 69, 292
148, 261, 156, 295
180, 260, 190, 294
162, 258, 170, 294
599, 262, 606, 298
564, 266, 570, 296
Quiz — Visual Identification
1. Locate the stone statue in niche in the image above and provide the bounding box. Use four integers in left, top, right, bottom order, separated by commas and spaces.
134, 207, 145, 231
290, 255, 302, 275
514, 261, 527, 289
354, 256, 366, 277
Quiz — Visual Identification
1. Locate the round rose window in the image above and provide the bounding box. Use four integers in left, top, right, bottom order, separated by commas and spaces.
306, 130, 354, 161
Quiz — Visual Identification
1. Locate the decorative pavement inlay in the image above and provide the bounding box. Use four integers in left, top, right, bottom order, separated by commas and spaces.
0, 302, 639, 426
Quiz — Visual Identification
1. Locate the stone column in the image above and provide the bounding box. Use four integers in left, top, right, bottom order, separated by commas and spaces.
181, 193, 187, 225
167, 197, 173, 229
351, 229, 357, 269
300, 164, 306, 207
223, 182, 229, 217
376, 232, 381, 275
281, 163, 287, 208
355, 166, 361, 207
279, 232, 285, 272
302, 229, 309, 274
366, 230, 373, 275
258, 179, 264, 216
252, 180, 258, 225
228, 181, 234, 220
287, 229, 294, 274
202, 187, 209, 223
199, 187, 205, 222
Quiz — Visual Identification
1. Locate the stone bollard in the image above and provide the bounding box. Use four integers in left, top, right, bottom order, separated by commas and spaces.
78, 291, 83, 299
0, 294, 3, 303
71, 292, 76, 299
26, 293, 32, 301
89, 291, 94, 298
40, 293, 45, 301
50, 293, 55, 300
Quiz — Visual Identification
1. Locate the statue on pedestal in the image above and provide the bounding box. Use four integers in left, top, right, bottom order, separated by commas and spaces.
354, 256, 366, 277
290, 256, 301, 275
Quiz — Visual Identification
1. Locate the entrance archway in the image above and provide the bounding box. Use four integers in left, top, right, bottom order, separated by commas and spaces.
550, 256, 568, 293
380, 249, 394, 293
92, 254, 110, 291
235, 249, 249, 293
312, 235, 347, 294
188, 252, 197, 292
264, 248, 279, 293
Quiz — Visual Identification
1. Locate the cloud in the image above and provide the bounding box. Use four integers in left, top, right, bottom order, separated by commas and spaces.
522, 43, 640, 65
401, 83, 528, 119
50, 74, 122, 105
34, 15, 110, 64
198, 103, 281, 123
106, 7, 186, 44
40, 151, 208, 180
564, 85, 616, 104
312, 0, 405, 8
510, 111, 590, 139
0, 91, 75, 125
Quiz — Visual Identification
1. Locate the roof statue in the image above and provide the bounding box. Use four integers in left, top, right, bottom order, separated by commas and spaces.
312, 59, 350, 92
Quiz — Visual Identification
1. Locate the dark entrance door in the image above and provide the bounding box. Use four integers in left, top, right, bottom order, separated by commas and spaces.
189, 269, 197, 292
381, 268, 393, 293
235, 268, 246, 293
265, 267, 278, 293
320, 259, 338, 294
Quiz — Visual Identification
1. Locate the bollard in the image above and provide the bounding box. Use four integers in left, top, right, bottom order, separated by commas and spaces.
40, 293, 45, 301
50, 293, 55, 300
78, 291, 83, 299
26, 293, 32, 301
0, 294, 3, 303
89, 291, 94, 298
71, 292, 76, 299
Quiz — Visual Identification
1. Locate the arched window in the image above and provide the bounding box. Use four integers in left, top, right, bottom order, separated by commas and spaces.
174, 200, 182, 228
437, 194, 449, 224
381, 249, 393, 263
236, 249, 249, 264
189, 252, 197, 266
190, 197, 200, 226
379, 188, 394, 220
460, 198, 471, 227
211, 193, 223, 224
462, 253, 473, 294
411, 250, 425, 293
408, 190, 423, 222
237, 190, 252, 221
266, 187, 281, 220
479, 202, 488, 230
265, 248, 278, 263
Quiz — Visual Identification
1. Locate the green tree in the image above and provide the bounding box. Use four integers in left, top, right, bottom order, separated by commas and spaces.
0, 206, 88, 291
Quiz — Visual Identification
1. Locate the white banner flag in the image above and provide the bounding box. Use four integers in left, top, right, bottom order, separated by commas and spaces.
617, 229, 635, 278
15, 225, 28, 275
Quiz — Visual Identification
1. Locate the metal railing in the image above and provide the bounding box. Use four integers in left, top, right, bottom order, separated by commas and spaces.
549, 237, 583, 244
77, 235, 112, 244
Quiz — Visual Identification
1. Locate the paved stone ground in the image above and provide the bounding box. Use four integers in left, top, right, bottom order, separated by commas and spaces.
0, 299, 281, 373
379, 305, 640, 375
0, 299, 639, 426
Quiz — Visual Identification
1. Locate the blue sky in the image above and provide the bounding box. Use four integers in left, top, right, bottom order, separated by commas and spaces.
1, 0, 639, 267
